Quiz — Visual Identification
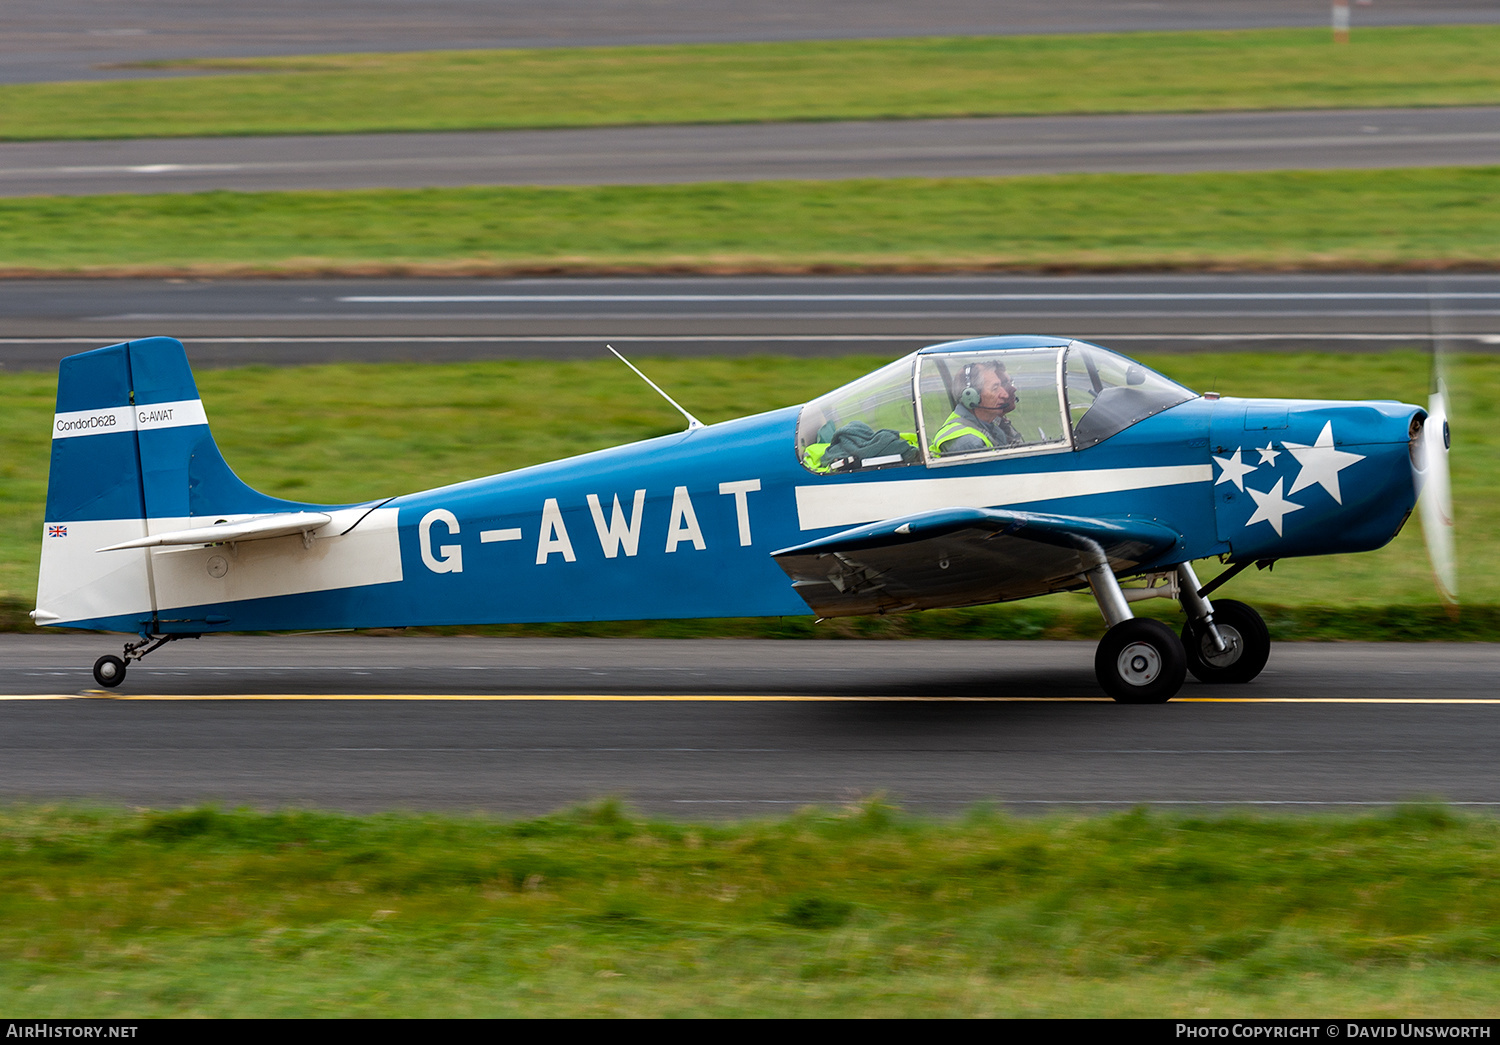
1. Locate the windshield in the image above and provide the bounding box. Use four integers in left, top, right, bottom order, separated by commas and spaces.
1064, 343, 1196, 448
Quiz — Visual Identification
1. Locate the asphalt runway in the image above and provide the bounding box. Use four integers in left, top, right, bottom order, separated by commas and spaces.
3, 635, 1497, 816
4, 273, 1497, 370
9, 1, 1497, 84
8, 107, 1499, 197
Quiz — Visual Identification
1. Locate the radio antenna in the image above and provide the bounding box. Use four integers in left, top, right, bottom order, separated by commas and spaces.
607, 344, 704, 430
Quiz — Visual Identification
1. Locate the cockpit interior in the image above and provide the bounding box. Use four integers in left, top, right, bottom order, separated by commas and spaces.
795, 337, 1196, 474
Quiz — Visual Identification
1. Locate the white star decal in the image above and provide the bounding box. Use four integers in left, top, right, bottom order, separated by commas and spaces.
1245, 478, 1305, 537
1255, 442, 1281, 466
1212, 447, 1258, 491
1283, 421, 1365, 504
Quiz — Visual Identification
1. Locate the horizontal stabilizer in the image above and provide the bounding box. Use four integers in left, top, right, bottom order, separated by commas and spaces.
97, 512, 333, 552
773, 507, 1182, 617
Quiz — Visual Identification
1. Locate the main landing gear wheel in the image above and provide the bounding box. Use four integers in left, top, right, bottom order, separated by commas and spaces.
93, 655, 127, 689
1095, 618, 1186, 704
1180, 599, 1270, 685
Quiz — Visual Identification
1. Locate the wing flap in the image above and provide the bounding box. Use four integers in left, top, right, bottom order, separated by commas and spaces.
772, 507, 1182, 617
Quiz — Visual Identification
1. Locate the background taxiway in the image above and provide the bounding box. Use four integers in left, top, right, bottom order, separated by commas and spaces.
7, 108, 1499, 196
4, 273, 1499, 370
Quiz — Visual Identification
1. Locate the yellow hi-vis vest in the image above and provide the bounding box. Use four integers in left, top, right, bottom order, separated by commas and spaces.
930, 413, 994, 455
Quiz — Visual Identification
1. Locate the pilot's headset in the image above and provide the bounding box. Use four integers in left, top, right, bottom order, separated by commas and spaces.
959, 364, 981, 409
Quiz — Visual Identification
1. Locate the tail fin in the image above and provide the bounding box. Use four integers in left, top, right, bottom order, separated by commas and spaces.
35, 337, 302, 632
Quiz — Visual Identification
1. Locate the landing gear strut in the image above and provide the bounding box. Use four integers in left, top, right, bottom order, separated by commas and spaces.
1175, 562, 1270, 685
1084, 544, 1186, 703
91, 633, 194, 689
1083, 556, 1273, 702
1181, 598, 1270, 684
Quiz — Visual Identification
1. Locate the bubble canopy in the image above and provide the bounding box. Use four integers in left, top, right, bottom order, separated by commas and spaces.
795, 338, 1196, 474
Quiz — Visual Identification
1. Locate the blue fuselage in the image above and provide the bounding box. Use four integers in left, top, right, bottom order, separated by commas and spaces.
165, 394, 1419, 633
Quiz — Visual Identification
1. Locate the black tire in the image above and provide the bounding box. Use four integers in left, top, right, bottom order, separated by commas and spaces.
1095, 618, 1187, 704
1180, 599, 1270, 685
92, 655, 126, 689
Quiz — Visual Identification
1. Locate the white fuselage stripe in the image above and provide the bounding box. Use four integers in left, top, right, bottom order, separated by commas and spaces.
795, 464, 1212, 531
52, 399, 206, 439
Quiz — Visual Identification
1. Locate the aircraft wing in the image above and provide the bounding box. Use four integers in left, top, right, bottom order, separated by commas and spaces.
96, 512, 333, 552
772, 507, 1183, 617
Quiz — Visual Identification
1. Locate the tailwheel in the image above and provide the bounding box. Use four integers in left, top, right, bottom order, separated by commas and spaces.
1095, 618, 1186, 704
1180, 598, 1270, 684
93, 655, 127, 689
90, 634, 191, 690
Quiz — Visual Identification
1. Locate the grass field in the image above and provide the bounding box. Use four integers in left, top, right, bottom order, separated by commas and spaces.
3, 802, 1499, 1017
3, 167, 1498, 277
5, 351, 1493, 636
2, 28, 1498, 141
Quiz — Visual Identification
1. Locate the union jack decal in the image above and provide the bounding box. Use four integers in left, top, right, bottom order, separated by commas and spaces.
47, 525, 67, 538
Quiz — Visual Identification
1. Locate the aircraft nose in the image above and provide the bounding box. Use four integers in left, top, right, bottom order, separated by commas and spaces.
1213, 400, 1426, 561
1335, 405, 1429, 558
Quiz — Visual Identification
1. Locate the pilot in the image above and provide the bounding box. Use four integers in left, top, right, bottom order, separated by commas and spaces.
931, 361, 1024, 455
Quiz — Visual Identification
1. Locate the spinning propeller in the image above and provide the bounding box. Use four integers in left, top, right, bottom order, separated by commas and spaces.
1417, 297, 1458, 607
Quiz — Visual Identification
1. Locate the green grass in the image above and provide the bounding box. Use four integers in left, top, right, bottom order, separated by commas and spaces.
3, 28, 1499, 140
3, 802, 1500, 1016
3, 167, 1499, 277
5, 352, 1494, 634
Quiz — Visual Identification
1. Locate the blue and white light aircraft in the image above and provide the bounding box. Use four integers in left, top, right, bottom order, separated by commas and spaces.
34, 334, 1452, 702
